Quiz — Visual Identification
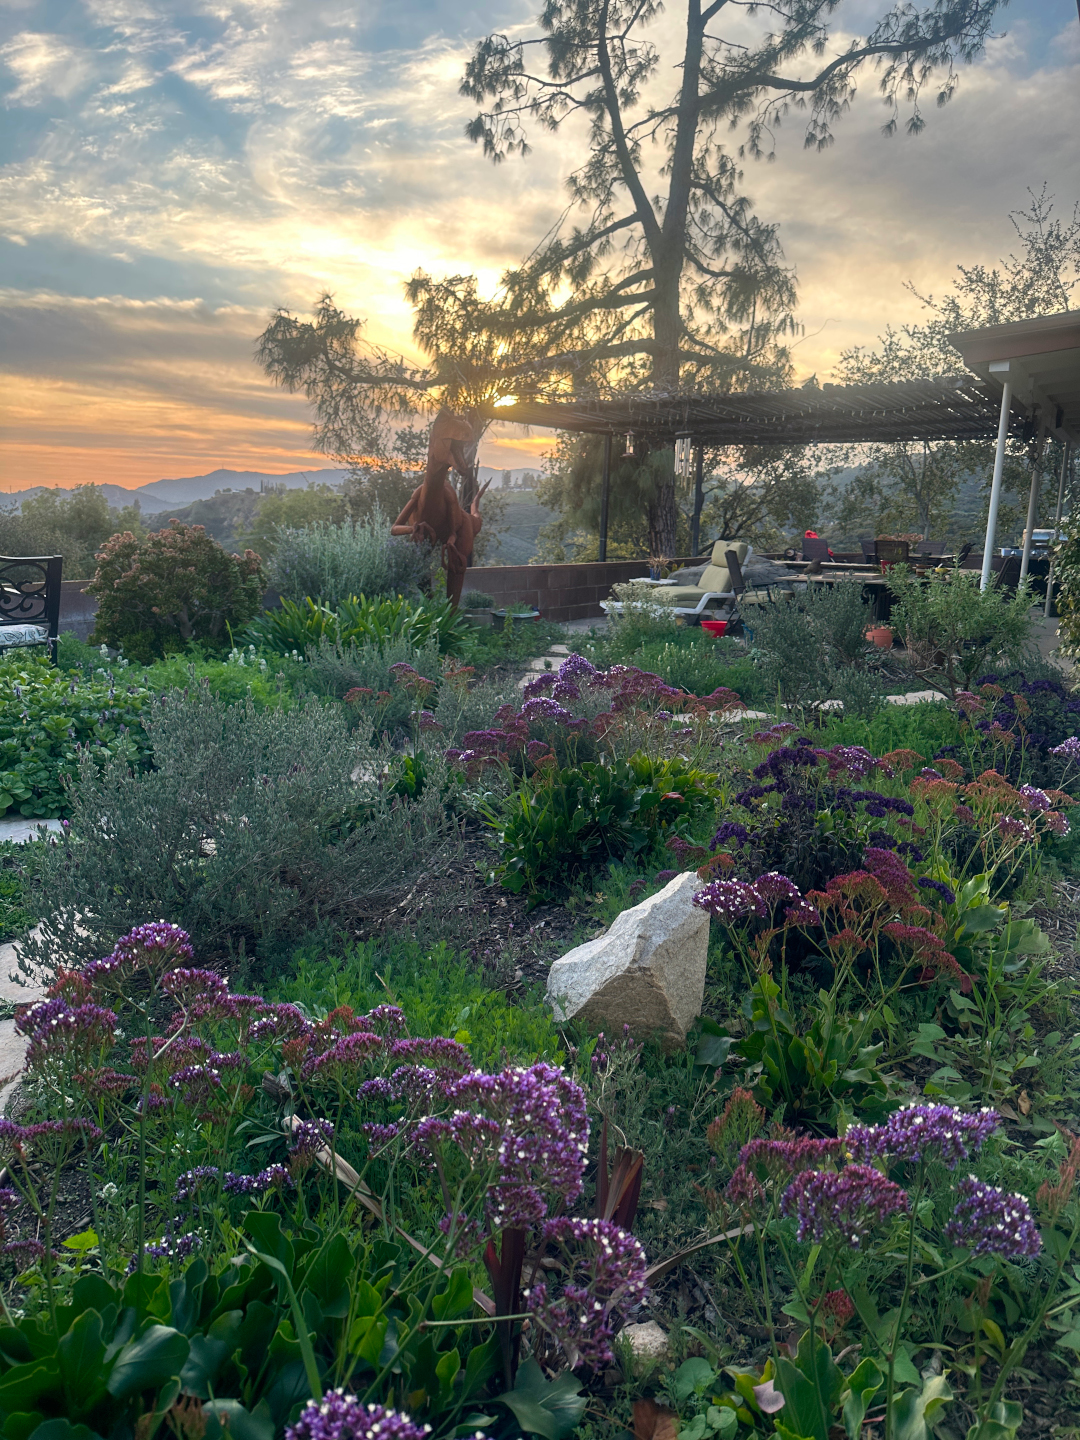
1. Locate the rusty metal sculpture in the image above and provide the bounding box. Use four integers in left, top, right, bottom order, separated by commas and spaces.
391, 410, 489, 606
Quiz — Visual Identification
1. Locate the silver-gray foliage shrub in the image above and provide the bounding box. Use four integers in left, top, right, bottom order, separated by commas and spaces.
18, 683, 458, 976
269, 511, 433, 607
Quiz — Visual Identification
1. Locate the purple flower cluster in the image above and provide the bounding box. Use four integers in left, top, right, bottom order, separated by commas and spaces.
781, 1164, 909, 1246
526, 1217, 648, 1369
415, 1062, 589, 1230
286, 1396, 432, 1440
1050, 737, 1080, 760
289, 1118, 335, 1165
175, 1163, 295, 1200
818, 745, 877, 778
0, 1117, 102, 1161
710, 821, 750, 850
945, 1175, 1041, 1257
1046, 811, 1071, 837
846, 1104, 999, 1169
558, 653, 598, 680
918, 878, 957, 906
1018, 785, 1051, 812
17, 996, 116, 1072
997, 815, 1035, 844
694, 871, 813, 926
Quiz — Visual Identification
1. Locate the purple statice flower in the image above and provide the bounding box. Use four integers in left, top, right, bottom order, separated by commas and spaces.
223, 1165, 294, 1196
846, 790, 915, 819
0, 1118, 102, 1162
846, 1104, 999, 1169
782, 898, 823, 929
558, 654, 597, 680
918, 878, 957, 906
139, 1231, 203, 1265
526, 1217, 648, 1370
356, 1076, 395, 1103
749, 722, 798, 745
522, 673, 556, 699
416, 710, 440, 732
169, 1064, 227, 1107
693, 879, 767, 924
161, 968, 229, 1005
305, 1031, 385, 1080
1050, 737, 1080, 760
82, 922, 195, 991
387, 1036, 473, 1071
997, 815, 1035, 844
175, 1166, 221, 1201
781, 1164, 909, 1247
1046, 811, 1071, 837
920, 767, 943, 780
418, 1062, 589, 1229
17, 997, 116, 1072
289, 1118, 335, 1168
710, 820, 750, 850
820, 745, 877, 778
361, 1122, 402, 1149
519, 697, 573, 726
286, 1396, 432, 1440
728, 1136, 844, 1204
359, 1004, 407, 1038
945, 1176, 1041, 1257
752, 872, 802, 909
2, 1240, 45, 1265
1018, 785, 1051, 812
551, 679, 581, 703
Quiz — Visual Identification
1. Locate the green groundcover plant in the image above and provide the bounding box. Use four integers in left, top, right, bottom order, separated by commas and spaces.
0, 653, 152, 818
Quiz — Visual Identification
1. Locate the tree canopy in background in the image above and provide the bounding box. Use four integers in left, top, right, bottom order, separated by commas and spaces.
826, 187, 1080, 544
0, 485, 145, 581
256, 0, 1009, 554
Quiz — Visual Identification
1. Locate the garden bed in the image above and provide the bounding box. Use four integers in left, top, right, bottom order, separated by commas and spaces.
3, 542, 1080, 1440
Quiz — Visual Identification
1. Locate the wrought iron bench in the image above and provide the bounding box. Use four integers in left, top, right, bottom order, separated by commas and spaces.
0, 556, 63, 660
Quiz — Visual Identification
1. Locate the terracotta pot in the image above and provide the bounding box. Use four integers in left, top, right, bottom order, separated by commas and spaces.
865, 625, 893, 649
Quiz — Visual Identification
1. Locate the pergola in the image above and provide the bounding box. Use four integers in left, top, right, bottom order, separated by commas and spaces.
488, 320, 1080, 581
489, 377, 1021, 559
947, 311, 1080, 599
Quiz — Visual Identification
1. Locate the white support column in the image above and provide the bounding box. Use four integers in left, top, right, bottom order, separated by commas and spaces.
1045, 439, 1072, 618
981, 376, 1013, 590
1019, 423, 1047, 584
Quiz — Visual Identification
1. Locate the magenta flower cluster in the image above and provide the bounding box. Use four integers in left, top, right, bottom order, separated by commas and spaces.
525, 1216, 648, 1369
415, 1061, 589, 1231
694, 872, 818, 928
781, 1163, 909, 1247
286, 1396, 432, 1440
846, 1105, 999, 1169
944, 1176, 1041, 1258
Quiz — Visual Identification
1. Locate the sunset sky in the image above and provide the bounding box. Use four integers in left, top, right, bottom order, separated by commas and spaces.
1, 0, 1079, 492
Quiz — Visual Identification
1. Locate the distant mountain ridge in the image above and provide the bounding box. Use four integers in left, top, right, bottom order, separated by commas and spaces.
1, 465, 540, 515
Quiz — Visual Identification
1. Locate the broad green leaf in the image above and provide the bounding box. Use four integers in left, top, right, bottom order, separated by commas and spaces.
890, 1374, 953, 1440
106, 1324, 189, 1400
673, 1357, 716, 1402
0, 1361, 61, 1412
202, 1398, 275, 1440
964, 1400, 1024, 1440
496, 1359, 586, 1440
22, 1423, 99, 1440
56, 1310, 107, 1415
843, 1357, 883, 1440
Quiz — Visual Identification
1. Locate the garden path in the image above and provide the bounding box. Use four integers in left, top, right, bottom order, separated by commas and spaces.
0, 820, 57, 1112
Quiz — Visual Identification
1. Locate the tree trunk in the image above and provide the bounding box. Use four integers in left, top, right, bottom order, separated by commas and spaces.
647, 472, 677, 558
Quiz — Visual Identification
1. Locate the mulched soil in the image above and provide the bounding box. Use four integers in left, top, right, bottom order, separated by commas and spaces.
351, 817, 586, 988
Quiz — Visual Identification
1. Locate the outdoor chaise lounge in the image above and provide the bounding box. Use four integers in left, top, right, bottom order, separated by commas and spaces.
600, 539, 749, 620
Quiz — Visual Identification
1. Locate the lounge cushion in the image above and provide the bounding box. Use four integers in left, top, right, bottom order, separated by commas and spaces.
0, 624, 48, 647
664, 576, 730, 605
711, 539, 748, 566
697, 564, 731, 593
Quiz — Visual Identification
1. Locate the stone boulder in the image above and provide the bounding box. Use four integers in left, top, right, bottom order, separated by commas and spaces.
545, 871, 708, 1048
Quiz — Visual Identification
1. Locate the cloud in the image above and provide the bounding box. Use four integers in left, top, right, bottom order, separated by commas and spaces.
0, 0, 1077, 487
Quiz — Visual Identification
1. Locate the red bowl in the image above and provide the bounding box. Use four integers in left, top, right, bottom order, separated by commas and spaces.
700, 619, 728, 636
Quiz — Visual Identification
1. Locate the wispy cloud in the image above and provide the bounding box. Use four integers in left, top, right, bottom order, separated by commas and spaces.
0, 0, 1077, 488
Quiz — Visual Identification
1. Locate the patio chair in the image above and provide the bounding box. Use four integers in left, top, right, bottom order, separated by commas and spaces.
874, 538, 910, 566
992, 555, 1022, 591
801, 537, 831, 562
913, 540, 948, 557
725, 550, 776, 613
859, 537, 877, 563
0, 555, 62, 661
603, 538, 747, 620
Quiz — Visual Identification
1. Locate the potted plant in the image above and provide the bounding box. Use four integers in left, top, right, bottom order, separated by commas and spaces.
865, 623, 894, 649
491, 601, 542, 631
460, 590, 496, 626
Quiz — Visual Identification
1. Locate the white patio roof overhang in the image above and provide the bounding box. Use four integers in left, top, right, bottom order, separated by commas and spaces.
948, 310, 1080, 590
